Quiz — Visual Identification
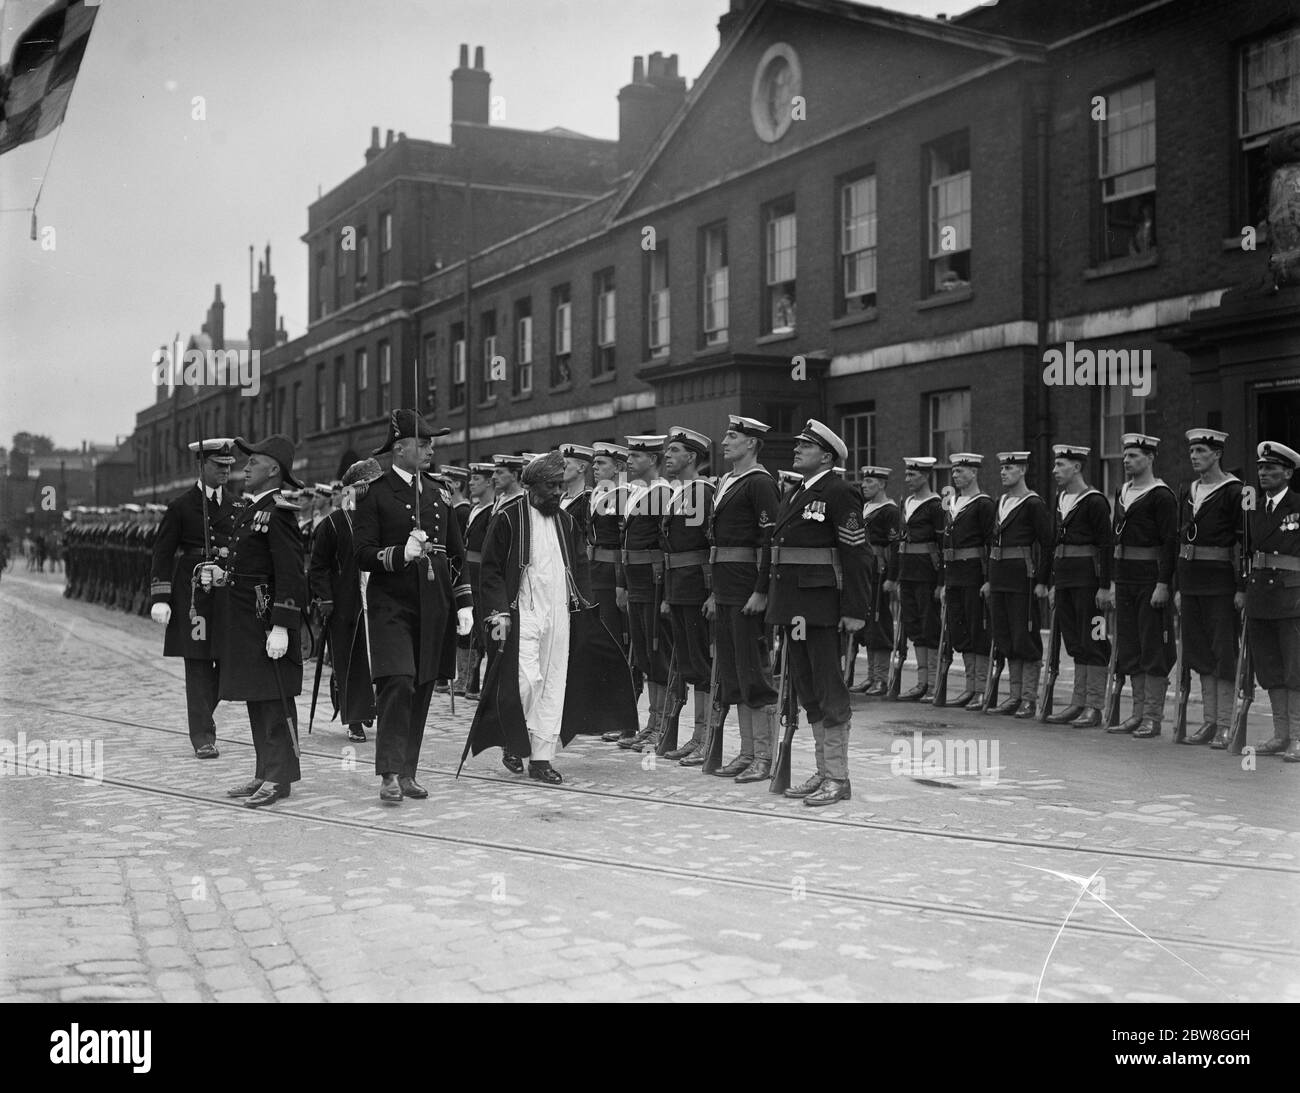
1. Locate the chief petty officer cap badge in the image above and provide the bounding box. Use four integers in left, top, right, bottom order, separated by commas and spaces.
1257, 441, 1300, 470
371, 409, 450, 456
949, 452, 984, 468
1186, 428, 1229, 450
233, 434, 304, 487
625, 435, 666, 453
796, 418, 848, 463
559, 443, 595, 462
726, 414, 770, 437
1120, 432, 1160, 454
592, 441, 629, 461
666, 426, 711, 456
998, 451, 1031, 465
1052, 443, 1091, 462
188, 437, 237, 464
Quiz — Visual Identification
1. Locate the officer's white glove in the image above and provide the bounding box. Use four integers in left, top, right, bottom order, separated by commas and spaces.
456, 607, 473, 636
199, 563, 226, 589
403, 528, 428, 563
151, 603, 171, 626
266, 625, 289, 659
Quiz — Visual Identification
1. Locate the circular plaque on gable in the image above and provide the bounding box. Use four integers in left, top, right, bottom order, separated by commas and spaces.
750, 43, 802, 144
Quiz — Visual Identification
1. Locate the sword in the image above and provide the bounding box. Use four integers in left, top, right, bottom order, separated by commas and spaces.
308, 624, 330, 735
271, 656, 301, 759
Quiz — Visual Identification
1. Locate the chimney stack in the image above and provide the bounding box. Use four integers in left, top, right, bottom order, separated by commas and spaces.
385, 128, 394, 147
618, 52, 687, 174
451, 43, 491, 125
718, 0, 751, 42
250, 242, 278, 351
206, 283, 225, 350
365, 125, 381, 162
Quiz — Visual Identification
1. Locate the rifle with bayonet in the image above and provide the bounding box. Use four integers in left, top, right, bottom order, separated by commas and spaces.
1037, 599, 1061, 721
655, 647, 681, 755
1227, 486, 1256, 755
885, 589, 904, 699
1172, 603, 1190, 743
1101, 603, 1123, 727
699, 625, 725, 774
932, 589, 953, 706
769, 630, 796, 794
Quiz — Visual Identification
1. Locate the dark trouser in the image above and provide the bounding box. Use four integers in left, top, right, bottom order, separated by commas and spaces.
247, 699, 300, 785
860, 576, 892, 650
373, 674, 436, 776
900, 578, 939, 649
715, 602, 777, 708
183, 657, 221, 749
1182, 592, 1238, 680
1248, 615, 1300, 690
787, 625, 851, 730
1057, 584, 1109, 666
1115, 581, 1175, 677
628, 599, 671, 684
946, 583, 986, 654
667, 602, 712, 687
989, 589, 1043, 662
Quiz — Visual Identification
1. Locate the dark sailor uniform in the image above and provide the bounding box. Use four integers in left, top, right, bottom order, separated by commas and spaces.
1176, 476, 1244, 742
988, 491, 1053, 715
463, 500, 495, 694
217, 490, 305, 786
619, 478, 676, 748
1111, 480, 1178, 732
765, 469, 871, 785
889, 493, 944, 695
353, 467, 471, 778
660, 478, 715, 754
1051, 489, 1113, 716
942, 493, 995, 701
308, 508, 375, 729
150, 483, 239, 751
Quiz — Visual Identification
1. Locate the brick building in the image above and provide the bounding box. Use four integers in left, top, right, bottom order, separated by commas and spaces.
130, 0, 1300, 501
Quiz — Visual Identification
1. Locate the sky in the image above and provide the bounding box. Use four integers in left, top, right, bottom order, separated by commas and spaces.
0, 0, 961, 452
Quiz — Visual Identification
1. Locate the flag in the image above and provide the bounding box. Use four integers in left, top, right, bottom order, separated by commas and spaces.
0, 0, 97, 157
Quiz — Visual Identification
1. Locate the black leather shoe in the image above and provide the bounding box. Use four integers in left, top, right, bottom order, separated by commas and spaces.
347, 726, 367, 743
919, 691, 936, 704
1209, 728, 1230, 750
1045, 704, 1084, 725
618, 728, 651, 750
804, 778, 851, 806
398, 776, 428, 798
1283, 740, 1300, 762
1070, 707, 1102, 728
195, 744, 220, 759
783, 773, 825, 799
1181, 722, 1216, 745
861, 681, 887, 697
964, 692, 985, 710
1257, 736, 1289, 755
712, 755, 752, 778
1107, 714, 1143, 734
1014, 698, 1037, 719
678, 751, 706, 767
897, 684, 929, 702
663, 740, 699, 761
630, 731, 661, 754
226, 779, 263, 798
380, 774, 402, 802
601, 729, 628, 743
1133, 718, 1161, 739
528, 761, 563, 784
735, 758, 770, 783
993, 696, 1021, 715
244, 782, 289, 808
848, 680, 874, 694
949, 689, 977, 708
501, 751, 525, 774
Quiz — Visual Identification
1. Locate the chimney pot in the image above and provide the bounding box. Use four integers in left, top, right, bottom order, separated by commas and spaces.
386, 128, 394, 146
667, 54, 678, 78
632, 55, 644, 82
474, 45, 484, 69
459, 43, 469, 67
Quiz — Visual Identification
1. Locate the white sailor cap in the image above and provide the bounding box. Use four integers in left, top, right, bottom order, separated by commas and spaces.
559, 443, 595, 462
778, 469, 804, 485
997, 451, 1032, 466
188, 437, 237, 464
1052, 444, 1091, 461
860, 466, 892, 479
665, 426, 711, 456
1120, 433, 1160, 453
592, 442, 629, 462
903, 456, 938, 472
492, 454, 527, 471
795, 419, 848, 463
726, 415, 770, 437
1257, 441, 1300, 470
438, 465, 469, 482
949, 452, 984, 468
625, 435, 666, 454
1185, 428, 1228, 450
468, 462, 496, 476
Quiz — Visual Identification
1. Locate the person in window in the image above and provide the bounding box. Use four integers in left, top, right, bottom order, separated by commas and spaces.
1129, 202, 1155, 255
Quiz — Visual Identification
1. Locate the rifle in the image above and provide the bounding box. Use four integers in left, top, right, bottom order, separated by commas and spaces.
654, 647, 681, 755
885, 589, 904, 698
1036, 600, 1061, 721
769, 631, 796, 794
699, 626, 725, 774
1172, 605, 1190, 743
1101, 605, 1123, 727
980, 611, 1004, 713
932, 590, 952, 706
840, 630, 852, 687
1227, 486, 1255, 755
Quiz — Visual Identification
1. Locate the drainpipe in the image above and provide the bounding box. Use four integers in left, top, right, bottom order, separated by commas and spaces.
1032, 71, 1052, 492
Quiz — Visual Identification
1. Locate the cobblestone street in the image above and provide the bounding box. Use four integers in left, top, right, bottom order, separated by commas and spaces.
1, 570, 1297, 1003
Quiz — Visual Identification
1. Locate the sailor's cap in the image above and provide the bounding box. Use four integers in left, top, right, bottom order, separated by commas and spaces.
1257, 441, 1300, 470
795, 419, 847, 463
625, 435, 666, 454
949, 452, 984, 469
188, 437, 237, 465
1052, 444, 1091, 461
997, 451, 1032, 466
559, 443, 595, 462
1120, 433, 1160, 453
665, 426, 711, 457
1185, 428, 1229, 450
726, 415, 770, 437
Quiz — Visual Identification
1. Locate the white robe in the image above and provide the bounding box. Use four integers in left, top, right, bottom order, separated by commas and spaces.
517, 505, 570, 760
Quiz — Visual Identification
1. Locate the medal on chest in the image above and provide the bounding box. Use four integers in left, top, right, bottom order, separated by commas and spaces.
801, 500, 826, 522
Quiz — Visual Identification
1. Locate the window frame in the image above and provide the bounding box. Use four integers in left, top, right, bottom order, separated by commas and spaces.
647, 246, 671, 358
839, 170, 877, 315
925, 132, 971, 295
925, 388, 971, 464
762, 196, 797, 335
700, 222, 729, 347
